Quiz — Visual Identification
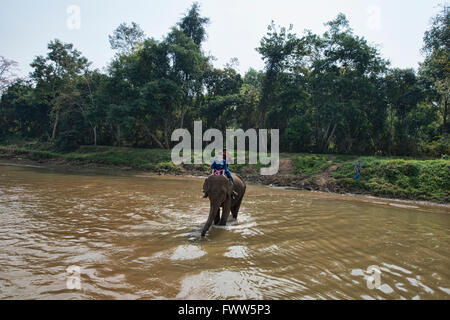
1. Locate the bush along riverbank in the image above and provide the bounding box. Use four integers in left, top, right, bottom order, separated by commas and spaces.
0, 141, 449, 203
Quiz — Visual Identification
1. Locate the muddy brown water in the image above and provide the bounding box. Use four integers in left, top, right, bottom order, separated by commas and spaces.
0, 163, 449, 300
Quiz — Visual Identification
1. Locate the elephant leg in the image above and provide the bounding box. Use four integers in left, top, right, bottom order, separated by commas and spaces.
218, 196, 231, 226
231, 196, 243, 219
202, 202, 220, 237
213, 206, 220, 225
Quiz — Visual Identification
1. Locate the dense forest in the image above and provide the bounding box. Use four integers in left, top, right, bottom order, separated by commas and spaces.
0, 3, 448, 157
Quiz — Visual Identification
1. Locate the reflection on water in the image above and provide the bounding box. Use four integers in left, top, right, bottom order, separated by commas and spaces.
0, 163, 449, 299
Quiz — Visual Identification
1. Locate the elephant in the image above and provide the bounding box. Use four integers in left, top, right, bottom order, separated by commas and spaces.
201, 173, 246, 237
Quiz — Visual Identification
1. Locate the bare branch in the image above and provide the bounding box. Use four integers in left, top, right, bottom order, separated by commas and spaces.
0, 55, 19, 93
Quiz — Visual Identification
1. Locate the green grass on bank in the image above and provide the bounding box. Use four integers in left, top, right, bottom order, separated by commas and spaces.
291, 154, 356, 176
0, 142, 177, 172
267, 153, 449, 202
332, 157, 450, 202
73, 145, 174, 171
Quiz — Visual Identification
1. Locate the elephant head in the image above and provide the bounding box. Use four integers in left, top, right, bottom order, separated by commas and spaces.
201, 174, 246, 237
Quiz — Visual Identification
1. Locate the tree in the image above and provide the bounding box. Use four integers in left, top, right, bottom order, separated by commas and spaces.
235, 69, 263, 130
76, 70, 107, 146
386, 69, 424, 155
201, 65, 243, 130
420, 4, 449, 136
140, 78, 183, 148
204, 66, 242, 98
165, 27, 208, 129
307, 14, 389, 154
0, 79, 49, 138
256, 14, 389, 154
109, 22, 145, 54
257, 21, 298, 128
30, 39, 91, 142
0, 56, 18, 94
178, 2, 210, 48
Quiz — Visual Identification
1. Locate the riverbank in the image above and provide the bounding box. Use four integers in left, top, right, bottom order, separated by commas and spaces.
0, 141, 448, 203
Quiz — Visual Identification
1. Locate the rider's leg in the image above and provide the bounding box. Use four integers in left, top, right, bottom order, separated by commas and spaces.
225, 171, 237, 200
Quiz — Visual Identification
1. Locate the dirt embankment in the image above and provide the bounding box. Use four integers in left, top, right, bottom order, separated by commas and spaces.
239, 157, 345, 193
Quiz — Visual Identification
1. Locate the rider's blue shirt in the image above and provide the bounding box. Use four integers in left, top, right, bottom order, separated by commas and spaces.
211, 157, 234, 182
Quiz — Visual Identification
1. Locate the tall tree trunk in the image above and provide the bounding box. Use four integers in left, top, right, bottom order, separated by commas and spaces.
324, 124, 337, 151
164, 118, 170, 149
140, 122, 166, 149
180, 74, 192, 129
314, 120, 319, 151
116, 125, 121, 147
77, 103, 97, 147
258, 100, 268, 129
180, 105, 186, 129
93, 126, 97, 146
322, 124, 330, 149
443, 98, 448, 136
51, 111, 59, 142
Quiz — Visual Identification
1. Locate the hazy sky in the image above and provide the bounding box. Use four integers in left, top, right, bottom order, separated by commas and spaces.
0, 0, 446, 77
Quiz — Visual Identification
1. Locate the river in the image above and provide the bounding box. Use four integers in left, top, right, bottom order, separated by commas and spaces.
0, 163, 449, 299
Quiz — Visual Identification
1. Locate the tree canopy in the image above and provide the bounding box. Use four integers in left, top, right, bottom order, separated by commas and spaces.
1, 3, 448, 157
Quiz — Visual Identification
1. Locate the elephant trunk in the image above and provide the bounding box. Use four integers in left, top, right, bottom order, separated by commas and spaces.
201, 200, 219, 237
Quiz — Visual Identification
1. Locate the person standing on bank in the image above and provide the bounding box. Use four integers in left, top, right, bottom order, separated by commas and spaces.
354, 160, 361, 179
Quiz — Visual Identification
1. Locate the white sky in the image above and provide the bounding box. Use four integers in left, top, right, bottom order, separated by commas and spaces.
0, 0, 446, 77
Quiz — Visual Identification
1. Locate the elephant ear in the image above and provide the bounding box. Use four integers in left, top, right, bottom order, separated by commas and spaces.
202, 178, 209, 193
202, 177, 213, 198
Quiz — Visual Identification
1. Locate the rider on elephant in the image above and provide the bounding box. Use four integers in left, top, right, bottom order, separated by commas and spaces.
211, 149, 233, 182
211, 149, 236, 199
